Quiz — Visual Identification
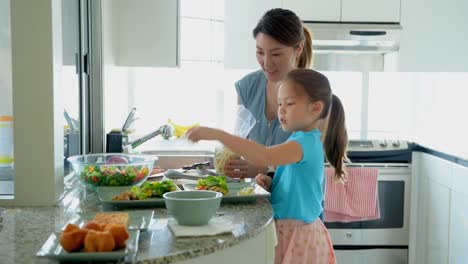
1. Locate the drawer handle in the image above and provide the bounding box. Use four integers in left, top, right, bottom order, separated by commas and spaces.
346, 232, 353, 238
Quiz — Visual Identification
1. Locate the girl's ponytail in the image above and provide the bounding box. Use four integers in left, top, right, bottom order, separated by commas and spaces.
323, 94, 348, 182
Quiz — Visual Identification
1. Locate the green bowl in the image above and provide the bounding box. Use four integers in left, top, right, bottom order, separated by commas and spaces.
163, 190, 222, 226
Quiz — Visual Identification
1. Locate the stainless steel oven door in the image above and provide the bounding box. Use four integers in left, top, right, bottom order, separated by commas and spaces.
326, 165, 411, 246
335, 248, 408, 264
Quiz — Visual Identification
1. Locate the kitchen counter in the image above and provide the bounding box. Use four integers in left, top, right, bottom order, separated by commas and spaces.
0, 184, 274, 264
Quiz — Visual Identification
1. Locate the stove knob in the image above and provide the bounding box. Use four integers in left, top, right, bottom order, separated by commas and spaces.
392, 140, 400, 147
379, 140, 388, 147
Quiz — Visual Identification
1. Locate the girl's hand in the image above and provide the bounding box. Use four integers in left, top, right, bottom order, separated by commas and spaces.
186, 126, 220, 142
224, 158, 249, 178
255, 173, 272, 191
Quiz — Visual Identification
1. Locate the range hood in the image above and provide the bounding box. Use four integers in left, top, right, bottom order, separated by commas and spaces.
304, 23, 402, 54
304, 23, 402, 71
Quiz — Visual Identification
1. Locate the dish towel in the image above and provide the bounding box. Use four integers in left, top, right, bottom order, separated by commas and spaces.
324, 167, 380, 223
168, 216, 238, 237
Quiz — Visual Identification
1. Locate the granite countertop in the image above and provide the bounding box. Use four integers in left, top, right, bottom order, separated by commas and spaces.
0, 185, 273, 264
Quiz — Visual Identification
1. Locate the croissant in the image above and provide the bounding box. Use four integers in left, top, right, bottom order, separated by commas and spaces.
83, 221, 104, 231
104, 223, 130, 249
84, 229, 116, 252
59, 224, 88, 252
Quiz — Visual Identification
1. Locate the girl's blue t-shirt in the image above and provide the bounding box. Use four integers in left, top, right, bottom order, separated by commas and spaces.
235, 70, 291, 146
270, 129, 325, 223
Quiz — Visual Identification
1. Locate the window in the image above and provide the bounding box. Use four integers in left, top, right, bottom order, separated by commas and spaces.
61, 0, 82, 175
322, 71, 362, 139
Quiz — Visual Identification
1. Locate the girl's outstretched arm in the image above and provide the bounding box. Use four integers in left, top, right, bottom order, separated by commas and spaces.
186, 126, 302, 167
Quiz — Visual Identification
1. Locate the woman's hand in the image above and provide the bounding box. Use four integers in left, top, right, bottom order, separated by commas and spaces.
223, 158, 249, 178
255, 173, 272, 191
186, 126, 220, 142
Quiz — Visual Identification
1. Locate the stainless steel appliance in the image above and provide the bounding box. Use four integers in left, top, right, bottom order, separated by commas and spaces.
326, 139, 413, 264
303, 23, 402, 72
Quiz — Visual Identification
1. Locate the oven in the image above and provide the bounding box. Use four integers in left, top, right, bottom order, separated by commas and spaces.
325, 140, 413, 264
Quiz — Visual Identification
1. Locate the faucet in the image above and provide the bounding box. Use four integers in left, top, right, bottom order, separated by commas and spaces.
126, 124, 173, 150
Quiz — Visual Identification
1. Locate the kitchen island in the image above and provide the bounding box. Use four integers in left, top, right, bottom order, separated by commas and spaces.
0, 183, 275, 264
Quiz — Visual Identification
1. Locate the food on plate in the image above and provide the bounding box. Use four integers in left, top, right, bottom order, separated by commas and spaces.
168, 118, 199, 138
84, 229, 116, 252
195, 175, 229, 195
83, 221, 104, 231
92, 212, 129, 227
59, 223, 89, 252
105, 223, 129, 249
112, 180, 177, 200
237, 186, 254, 196
80, 164, 150, 186
59, 213, 130, 253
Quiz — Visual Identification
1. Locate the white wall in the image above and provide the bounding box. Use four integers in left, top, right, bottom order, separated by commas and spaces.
411, 73, 468, 159
7, 0, 65, 206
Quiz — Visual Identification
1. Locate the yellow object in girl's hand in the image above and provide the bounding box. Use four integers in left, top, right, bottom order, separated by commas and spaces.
168, 119, 199, 138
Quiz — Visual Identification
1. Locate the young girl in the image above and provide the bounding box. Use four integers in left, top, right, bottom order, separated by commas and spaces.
186, 68, 348, 264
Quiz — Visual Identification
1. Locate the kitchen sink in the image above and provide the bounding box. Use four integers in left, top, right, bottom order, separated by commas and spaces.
139, 150, 214, 169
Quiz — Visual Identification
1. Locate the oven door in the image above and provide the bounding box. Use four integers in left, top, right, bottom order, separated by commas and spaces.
325, 166, 411, 246
335, 248, 408, 264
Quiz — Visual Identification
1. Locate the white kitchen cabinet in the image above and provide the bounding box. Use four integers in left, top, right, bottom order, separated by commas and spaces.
341, 0, 401, 23
282, 0, 400, 22
410, 152, 468, 264
282, 0, 340, 22
449, 164, 468, 263
399, 0, 468, 71
103, 0, 179, 67
177, 222, 276, 264
449, 190, 468, 263
224, 0, 281, 69
425, 180, 451, 264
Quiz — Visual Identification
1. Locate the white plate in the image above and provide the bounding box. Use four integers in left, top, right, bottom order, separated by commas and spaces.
183, 182, 270, 203
68, 210, 154, 230
36, 229, 139, 261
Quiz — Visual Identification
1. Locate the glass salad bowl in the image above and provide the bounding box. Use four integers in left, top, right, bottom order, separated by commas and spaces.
67, 153, 157, 189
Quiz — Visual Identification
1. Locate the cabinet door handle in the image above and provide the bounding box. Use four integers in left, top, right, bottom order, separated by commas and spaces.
349, 30, 387, 36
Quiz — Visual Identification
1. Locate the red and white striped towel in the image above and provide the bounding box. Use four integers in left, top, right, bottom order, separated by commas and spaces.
324, 167, 380, 223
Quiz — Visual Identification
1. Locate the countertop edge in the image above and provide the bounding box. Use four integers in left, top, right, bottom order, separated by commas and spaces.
413, 144, 468, 168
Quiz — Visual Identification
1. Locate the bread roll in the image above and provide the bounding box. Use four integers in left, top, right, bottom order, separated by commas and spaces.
92, 212, 129, 227
83, 221, 104, 231
84, 230, 116, 252
104, 223, 130, 249
59, 223, 88, 252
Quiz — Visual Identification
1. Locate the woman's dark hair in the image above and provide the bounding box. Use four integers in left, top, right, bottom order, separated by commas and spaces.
253, 8, 313, 69
286, 69, 348, 182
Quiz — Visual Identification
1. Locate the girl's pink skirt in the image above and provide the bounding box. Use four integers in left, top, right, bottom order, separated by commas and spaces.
275, 218, 336, 264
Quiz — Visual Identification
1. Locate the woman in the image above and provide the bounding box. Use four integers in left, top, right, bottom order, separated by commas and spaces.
223, 8, 314, 178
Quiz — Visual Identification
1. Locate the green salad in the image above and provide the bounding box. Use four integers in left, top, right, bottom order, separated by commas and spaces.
196, 175, 229, 195
130, 180, 177, 199
80, 165, 149, 186
112, 180, 177, 201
